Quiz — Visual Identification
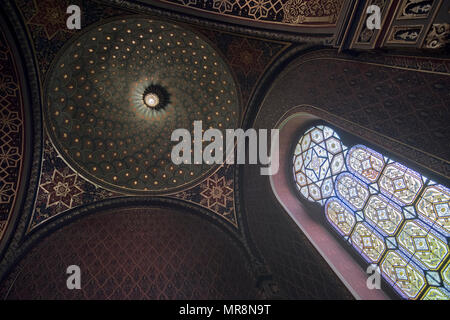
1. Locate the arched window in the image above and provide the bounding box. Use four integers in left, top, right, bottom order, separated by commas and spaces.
293, 124, 449, 300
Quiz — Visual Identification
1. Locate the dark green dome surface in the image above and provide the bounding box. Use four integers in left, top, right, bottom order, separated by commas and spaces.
44, 17, 240, 194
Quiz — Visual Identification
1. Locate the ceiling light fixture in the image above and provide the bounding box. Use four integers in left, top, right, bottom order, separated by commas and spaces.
144, 93, 160, 108
142, 84, 170, 111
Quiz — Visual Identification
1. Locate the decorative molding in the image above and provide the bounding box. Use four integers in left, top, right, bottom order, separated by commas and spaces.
156, 0, 345, 26
423, 23, 450, 49
0, 29, 25, 245
99, 0, 337, 44
0, 0, 43, 264
396, 0, 437, 20
351, 0, 394, 49
381, 0, 444, 48
386, 25, 424, 44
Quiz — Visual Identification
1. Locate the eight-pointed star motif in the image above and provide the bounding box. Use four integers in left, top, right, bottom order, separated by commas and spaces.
27, 0, 74, 40
200, 174, 233, 210
40, 169, 83, 209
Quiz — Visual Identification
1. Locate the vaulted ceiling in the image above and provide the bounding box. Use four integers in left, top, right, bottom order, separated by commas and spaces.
0, 0, 448, 300
44, 17, 240, 194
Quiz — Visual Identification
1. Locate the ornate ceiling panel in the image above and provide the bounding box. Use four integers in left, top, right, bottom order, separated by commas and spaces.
349, 0, 450, 50
28, 134, 238, 231
0, 28, 26, 245
6, 0, 288, 235
44, 17, 240, 195
1, 207, 261, 299
154, 0, 345, 26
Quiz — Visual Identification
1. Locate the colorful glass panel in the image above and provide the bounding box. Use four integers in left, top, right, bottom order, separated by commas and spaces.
351, 222, 386, 263
325, 197, 356, 237
422, 287, 450, 300
396, 221, 448, 270
293, 125, 346, 204
442, 260, 450, 291
364, 195, 404, 236
378, 162, 423, 206
335, 173, 369, 211
416, 184, 450, 237
347, 145, 385, 183
380, 250, 426, 299
293, 125, 450, 300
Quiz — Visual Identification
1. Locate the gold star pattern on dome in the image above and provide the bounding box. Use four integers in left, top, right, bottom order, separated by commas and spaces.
44, 18, 240, 194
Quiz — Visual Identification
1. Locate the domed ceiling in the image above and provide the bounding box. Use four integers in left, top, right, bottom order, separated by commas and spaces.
44, 17, 240, 195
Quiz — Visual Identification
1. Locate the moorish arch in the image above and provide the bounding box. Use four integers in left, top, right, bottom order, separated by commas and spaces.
0, 7, 42, 259
0, 0, 448, 301
270, 108, 449, 300
240, 48, 450, 300
0, 198, 261, 299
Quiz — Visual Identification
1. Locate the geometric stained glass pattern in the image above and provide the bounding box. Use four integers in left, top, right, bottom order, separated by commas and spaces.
396, 221, 448, 270
325, 197, 356, 237
443, 260, 450, 290
378, 163, 423, 206
335, 173, 369, 211
422, 287, 450, 300
293, 125, 450, 300
293, 125, 347, 205
364, 195, 404, 236
380, 250, 426, 300
347, 145, 385, 184
351, 222, 386, 263
416, 184, 450, 237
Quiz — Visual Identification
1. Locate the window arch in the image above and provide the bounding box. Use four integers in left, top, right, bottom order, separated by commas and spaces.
293, 124, 450, 300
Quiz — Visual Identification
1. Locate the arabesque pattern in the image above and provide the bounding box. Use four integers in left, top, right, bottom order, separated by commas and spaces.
0, 28, 25, 243
158, 0, 344, 25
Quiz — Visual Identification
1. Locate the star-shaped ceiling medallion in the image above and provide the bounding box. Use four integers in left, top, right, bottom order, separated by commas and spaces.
27, 0, 75, 40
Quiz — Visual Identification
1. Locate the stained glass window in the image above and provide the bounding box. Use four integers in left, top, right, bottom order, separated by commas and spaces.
293, 125, 450, 300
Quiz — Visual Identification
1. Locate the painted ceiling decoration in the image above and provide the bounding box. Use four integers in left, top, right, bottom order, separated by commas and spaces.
114, 0, 449, 50
0, 0, 448, 301
15, 0, 129, 75
29, 134, 122, 230
348, 0, 449, 50
2, 207, 260, 299
7, 0, 287, 236
29, 133, 238, 231
172, 164, 238, 227
249, 50, 450, 179
0, 28, 25, 244
154, 0, 345, 25
44, 17, 240, 195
